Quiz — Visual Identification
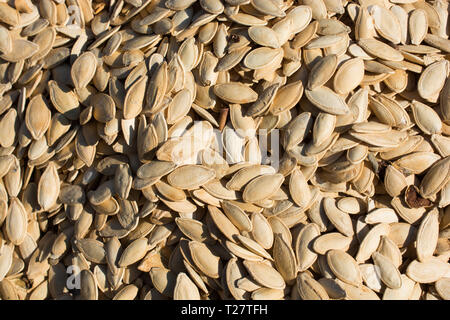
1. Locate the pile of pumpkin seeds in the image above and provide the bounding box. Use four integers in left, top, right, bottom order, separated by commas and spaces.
0, 0, 449, 300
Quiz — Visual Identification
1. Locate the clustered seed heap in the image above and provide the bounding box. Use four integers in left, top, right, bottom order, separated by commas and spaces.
0, 0, 449, 300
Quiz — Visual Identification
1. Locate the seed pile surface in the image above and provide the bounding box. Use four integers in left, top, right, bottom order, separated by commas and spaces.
0, 0, 449, 300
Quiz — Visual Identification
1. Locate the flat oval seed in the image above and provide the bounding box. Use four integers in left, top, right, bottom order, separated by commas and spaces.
189, 241, 221, 279
416, 209, 439, 262
297, 272, 329, 300
295, 223, 320, 271
243, 260, 286, 290
333, 58, 364, 94
358, 39, 404, 61
327, 249, 362, 286
71, 51, 97, 89
25, 95, 51, 140
406, 258, 450, 284
305, 87, 350, 115
323, 197, 354, 237
248, 26, 280, 48
37, 162, 60, 211
244, 47, 282, 70
167, 165, 216, 190
213, 82, 258, 104
174, 272, 200, 300
242, 173, 284, 203
372, 252, 402, 289
307, 54, 338, 90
